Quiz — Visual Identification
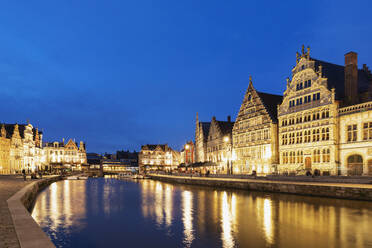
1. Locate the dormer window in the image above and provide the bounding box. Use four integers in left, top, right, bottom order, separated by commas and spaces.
304, 80, 311, 88
247, 94, 252, 101
301, 65, 305, 70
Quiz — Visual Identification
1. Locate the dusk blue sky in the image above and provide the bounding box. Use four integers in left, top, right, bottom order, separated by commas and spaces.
1, 1, 371, 153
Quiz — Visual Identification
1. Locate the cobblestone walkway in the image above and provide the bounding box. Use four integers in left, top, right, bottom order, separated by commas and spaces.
0, 176, 31, 248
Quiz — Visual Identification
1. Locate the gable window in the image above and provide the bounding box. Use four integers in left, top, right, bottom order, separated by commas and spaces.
313, 92, 320, 101
304, 80, 312, 88
296, 82, 303, 91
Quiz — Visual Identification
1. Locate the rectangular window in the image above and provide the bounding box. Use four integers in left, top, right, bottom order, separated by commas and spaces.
363, 122, 372, 140
347, 124, 357, 142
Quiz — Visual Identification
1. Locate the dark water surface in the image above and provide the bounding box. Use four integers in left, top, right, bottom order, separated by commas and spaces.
31, 177, 372, 248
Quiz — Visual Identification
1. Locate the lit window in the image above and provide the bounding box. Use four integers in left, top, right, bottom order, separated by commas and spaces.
347, 124, 357, 142
322, 149, 330, 162
363, 122, 372, 140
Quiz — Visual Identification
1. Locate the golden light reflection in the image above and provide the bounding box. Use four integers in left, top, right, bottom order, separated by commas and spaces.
182, 190, 194, 247
221, 192, 236, 248
154, 182, 164, 226
164, 184, 173, 227
263, 199, 274, 244
32, 180, 87, 233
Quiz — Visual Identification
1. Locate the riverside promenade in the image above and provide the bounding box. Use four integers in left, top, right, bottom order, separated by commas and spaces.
149, 174, 372, 201
0, 175, 31, 248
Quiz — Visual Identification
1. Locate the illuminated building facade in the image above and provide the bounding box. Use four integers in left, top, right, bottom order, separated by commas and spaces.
233, 77, 282, 175
43, 139, 87, 171
205, 116, 234, 174
195, 113, 210, 163
278, 47, 372, 175
180, 141, 195, 165
0, 123, 43, 174
339, 102, 372, 175
139, 144, 180, 172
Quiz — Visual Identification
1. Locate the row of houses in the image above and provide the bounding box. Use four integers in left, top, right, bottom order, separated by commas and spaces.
195, 47, 372, 176
0, 122, 87, 174
139, 46, 372, 176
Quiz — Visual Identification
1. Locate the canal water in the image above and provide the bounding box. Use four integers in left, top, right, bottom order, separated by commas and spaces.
31, 178, 372, 248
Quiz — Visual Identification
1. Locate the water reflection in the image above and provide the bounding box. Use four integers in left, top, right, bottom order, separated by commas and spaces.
32, 180, 86, 239
221, 192, 236, 248
32, 178, 372, 248
182, 190, 194, 247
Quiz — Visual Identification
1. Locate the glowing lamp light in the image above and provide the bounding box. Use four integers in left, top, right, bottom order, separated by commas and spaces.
185, 144, 190, 150
223, 136, 230, 143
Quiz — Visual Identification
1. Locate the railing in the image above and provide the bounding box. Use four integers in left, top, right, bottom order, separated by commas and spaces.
338, 101, 372, 116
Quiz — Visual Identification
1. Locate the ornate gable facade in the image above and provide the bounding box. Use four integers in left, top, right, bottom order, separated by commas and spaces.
278, 47, 339, 175
205, 116, 234, 173
233, 77, 281, 174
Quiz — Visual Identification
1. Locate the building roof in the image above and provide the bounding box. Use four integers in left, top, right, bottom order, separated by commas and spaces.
312, 58, 372, 101
141, 144, 171, 152
257, 92, 283, 120
216, 120, 235, 136
200, 122, 211, 140
2, 124, 42, 140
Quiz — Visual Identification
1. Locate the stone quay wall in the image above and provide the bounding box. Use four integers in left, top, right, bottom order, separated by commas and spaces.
149, 174, 372, 201
7, 176, 61, 248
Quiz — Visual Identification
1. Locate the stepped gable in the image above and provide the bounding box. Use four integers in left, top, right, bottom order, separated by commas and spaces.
257, 91, 283, 121
141, 144, 168, 151
312, 58, 372, 100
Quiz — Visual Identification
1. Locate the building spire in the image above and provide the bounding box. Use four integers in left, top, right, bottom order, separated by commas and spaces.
196, 112, 199, 124
1, 124, 6, 137
249, 75, 253, 86
307, 46, 310, 58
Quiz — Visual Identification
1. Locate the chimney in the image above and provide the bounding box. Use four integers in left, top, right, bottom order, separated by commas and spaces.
344, 51, 358, 105
227, 115, 231, 122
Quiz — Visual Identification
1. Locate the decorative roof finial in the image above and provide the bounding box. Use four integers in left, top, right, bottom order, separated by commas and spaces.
249, 75, 252, 84
307, 46, 310, 58
302, 44, 305, 55
296, 52, 299, 63
318, 64, 323, 77
286, 77, 290, 87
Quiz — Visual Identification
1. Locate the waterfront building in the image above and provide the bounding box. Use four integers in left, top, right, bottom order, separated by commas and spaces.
180, 141, 195, 165
115, 150, 138, 167
277, 46, 372, 175
101, 159, 139, 173
139, 144, 180, 172
205, 116, 234, 174
338, 102, 372, 175
0, 123, 43, 174
233, 77, 282, 175
43, 139, 87, 171
195, 113, 210, 163
0, 125, 11, 174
